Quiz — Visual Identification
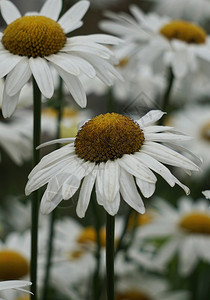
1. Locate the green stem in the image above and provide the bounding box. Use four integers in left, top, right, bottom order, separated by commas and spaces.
91, 190, 103, 300
107, 87, 115, 113
42, 78, 63, 300
31, 79, 42, 300
158, 67, 174, 126
106, 213, 115, 300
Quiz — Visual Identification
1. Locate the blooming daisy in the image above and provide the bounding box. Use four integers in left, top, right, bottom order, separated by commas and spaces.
145, 0, 210, 22
170, 104, 210, 176
0, 0, 122, 118
139, 196, 210, 276
100, 5, 210, 78
25, 110, 199, 217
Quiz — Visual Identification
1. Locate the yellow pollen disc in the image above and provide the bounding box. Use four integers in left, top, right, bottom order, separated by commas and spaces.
2, 15, 66, 57
179, 212, 210, 234
160, 20, 206, 44
128, 212, 153, 230
0, 250, 29, 280
16, 296, 30, 300
201, 122, 210, 142
75, 113, 144, 163
115, 290, 151, 300
68, 250, 84, 260
118, 57, 129, 68
77, 227, 107, 247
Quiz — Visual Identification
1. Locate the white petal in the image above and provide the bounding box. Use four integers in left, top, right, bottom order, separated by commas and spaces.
154, 239, 179, 270
103, 160, 120, 202
137, 110, 165, 127
40, 0, 62, 21
202, 190, 210, 199
0, 0, 21, 24
53, 64, 87, 107
119, 168, 145, 213
76, 168, 97, 218
6, 58, 31, 96
96, 186, 120, 215
47, 53, 80, 76
36, 138, 75, 149
2, 88, 20, 118
29, 57, 54, 98
136, 178, 156, 198
40, 188, 63, 214
118, 154, 156, 183
58, 0, 90, 33
0, 52, 23, 78
179, 238, 197, 276
0, 280, 32, 291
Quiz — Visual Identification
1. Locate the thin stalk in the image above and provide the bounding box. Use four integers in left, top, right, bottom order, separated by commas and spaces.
158, 67, 174, 126
91, 190, 103, 300
106, 213, 115, 300
42, 78, 63, 300
107, 87, 115, 113
31, 79, 42, 300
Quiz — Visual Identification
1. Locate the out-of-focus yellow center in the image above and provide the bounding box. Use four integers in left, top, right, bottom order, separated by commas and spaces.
118, 57, 129, 68
16, 296, 30, 300
75, 113, 144, 163
179, 212, 210, 234
128, 212, 153, 229
77, 227, 106, 247
0, 250, 29, 280
2, 15, 66, 57
160, 20, 206, 44
201, 122, 210, 142
115, 290, 151, 300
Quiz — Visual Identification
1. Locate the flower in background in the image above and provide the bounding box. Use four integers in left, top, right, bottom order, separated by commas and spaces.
145, 0, 210, 22
0, 0, 122, 117
0, 110, 32, 165
139, 196, 210, 276
100, 5, 210, 79
170, 104, 210, 176
115, 271, 189, 300
25, 110, 199, 217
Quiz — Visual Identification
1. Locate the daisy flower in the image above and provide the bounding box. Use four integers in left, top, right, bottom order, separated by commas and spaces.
170, 104, 210, 176
100, 5, 210, 78
25, 110, 199, 217
139, 196, 210, 276
145, 0, 210, 22
0, 0, 122, 118
0, 110, 32, 165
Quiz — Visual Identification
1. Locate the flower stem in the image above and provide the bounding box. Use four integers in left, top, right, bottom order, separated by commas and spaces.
42, 78, 63, 300
158, 67, 174, 125
107, 87, 116, 113
31, 79, 42, 300
106, 213, 115, 300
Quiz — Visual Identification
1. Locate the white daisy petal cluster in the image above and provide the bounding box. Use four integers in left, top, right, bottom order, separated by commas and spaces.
0, 280, 32, 299
139, 196, 210, 276
145, 0, 210, 22
100, 5, 210, 79
25, 110, 199, 217
0, 0, 122, 118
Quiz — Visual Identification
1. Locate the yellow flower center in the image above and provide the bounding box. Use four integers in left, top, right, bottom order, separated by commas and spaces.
160, 20, 206, 44
115, 290, 151, 300
128, 212, 153, 230
118, 57, 129, 68
75, 113, 144, 163
0, 250, 29, 280
2, 15, 66, 57
77, 227, 107, 247
201, 122, 210, 142
16, 296, 30, 300
179, 212, 210, 234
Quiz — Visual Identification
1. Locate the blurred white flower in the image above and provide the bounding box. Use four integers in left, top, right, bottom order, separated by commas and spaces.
0, 0, 122, 117
170, 104, 210, 176
139, 197, 210, 276
100, 5, 210, 79
0, 280, 31, 300
25, 110, 199, 217
145, 0, 210, 22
